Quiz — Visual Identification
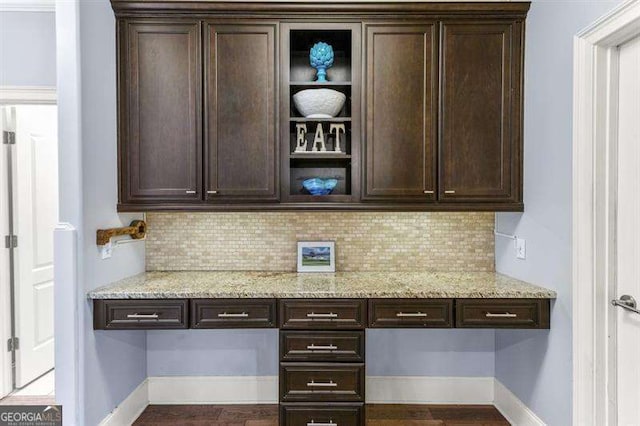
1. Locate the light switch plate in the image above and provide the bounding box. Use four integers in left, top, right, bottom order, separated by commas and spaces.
516, 238, 526, 259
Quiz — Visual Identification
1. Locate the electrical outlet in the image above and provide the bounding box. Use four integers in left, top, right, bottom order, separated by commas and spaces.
516, 238, 526, 259
101, 241, 113, 259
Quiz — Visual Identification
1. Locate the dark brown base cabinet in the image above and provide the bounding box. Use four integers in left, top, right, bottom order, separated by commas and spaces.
93, 297, 551, 331
112, 1, 529, 212
93, 297, 550, 424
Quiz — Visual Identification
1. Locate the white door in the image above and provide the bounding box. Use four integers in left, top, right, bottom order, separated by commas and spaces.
12, 105, 58, 387
612, 34, 640, 426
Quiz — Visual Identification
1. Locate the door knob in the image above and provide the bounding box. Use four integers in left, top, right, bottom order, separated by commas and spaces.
611, 295, 640, 315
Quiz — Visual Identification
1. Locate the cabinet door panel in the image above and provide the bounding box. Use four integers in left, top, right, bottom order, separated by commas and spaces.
120, 21, 202, 203
440, 22, 521, 202
205, 24, 278, 202
363, 24, 437, 201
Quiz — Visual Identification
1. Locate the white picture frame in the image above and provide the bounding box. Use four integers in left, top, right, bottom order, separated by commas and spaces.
297, 241, 336, 273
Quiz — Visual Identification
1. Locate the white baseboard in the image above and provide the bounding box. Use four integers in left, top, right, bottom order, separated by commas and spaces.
98, 379, 149, 426
148, 376, 279, 404
494, 379, 546, 426
99, 376, 545, 426
366, 376, 495, 404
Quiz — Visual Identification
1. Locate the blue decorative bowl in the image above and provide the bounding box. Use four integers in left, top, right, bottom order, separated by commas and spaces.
309, 42, 334, 82
302, 178, 338, 196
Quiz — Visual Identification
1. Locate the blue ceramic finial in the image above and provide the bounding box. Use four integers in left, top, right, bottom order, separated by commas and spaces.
309, 42, 334, 82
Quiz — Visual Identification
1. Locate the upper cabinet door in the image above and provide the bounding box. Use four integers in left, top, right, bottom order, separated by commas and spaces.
363, 24, 438, 202
205, 23, 279, 202
119, 21, 202, 204
439, 22, 523, 203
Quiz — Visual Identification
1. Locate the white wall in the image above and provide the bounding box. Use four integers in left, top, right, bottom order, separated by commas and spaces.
494, 1, 622, 425
53, 1, 628, 424
0, 11, 56, 87
55, 0, 147, 424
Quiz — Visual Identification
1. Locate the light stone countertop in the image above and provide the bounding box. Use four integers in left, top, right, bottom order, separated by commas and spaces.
87, 271, 556, 299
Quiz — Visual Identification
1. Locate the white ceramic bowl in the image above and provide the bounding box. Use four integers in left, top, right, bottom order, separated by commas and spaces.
293, 88, 347, 118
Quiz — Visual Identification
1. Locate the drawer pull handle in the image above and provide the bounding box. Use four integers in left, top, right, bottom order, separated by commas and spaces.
307, 422, 337, 426
307, 344, 338, 351
396, 312, 427, 318
485, 312, 518, 318
127, 313, 159, 319
307, 380, 337, 388
217, 312, 249, 318
185, 190, 197, 194
306, 312, 338, 319
444, 190, 456, 194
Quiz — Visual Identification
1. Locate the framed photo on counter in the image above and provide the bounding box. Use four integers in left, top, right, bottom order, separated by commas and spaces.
297, 241, 336, 272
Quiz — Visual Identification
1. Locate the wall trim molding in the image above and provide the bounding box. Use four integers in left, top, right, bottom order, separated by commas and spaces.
53, 224, 79, 424
0, 0, 55, 12
573, 1, 640, 425
98, 379, 149, 426
99, 376, 542, 424
366, 376, 494, 404
148, 376, 279, 404
0, 86, 56, 105
494, 380, 545, 426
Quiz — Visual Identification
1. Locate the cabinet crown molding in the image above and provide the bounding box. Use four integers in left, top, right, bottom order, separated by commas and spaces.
110, 1, 531, 17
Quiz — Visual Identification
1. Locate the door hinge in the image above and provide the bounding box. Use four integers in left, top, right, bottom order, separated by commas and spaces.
7, 337, 19, 352
4, 235, 18, 249
2, 131, 15, 145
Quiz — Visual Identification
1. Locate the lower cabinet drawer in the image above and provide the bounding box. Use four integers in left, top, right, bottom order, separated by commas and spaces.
279, 300, 367, 330
280, 331, 365, 362
368, 299, 453, 328
93, 299, 188, 330
191, 299, 277, 328
456, 299, 551, 329
280, 403, 364, 426
280, 363, 365, 402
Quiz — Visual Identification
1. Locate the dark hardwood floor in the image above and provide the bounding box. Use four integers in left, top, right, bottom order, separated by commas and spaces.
133, 404, 510, 425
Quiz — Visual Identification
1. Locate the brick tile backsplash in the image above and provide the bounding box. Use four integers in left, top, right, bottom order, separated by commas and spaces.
145, 212, 495, 272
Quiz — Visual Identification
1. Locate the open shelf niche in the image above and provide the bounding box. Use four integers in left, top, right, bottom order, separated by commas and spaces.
281, 24, 362, 203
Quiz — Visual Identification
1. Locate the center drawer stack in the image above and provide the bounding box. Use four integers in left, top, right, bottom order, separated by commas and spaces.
279, 299, 366, 426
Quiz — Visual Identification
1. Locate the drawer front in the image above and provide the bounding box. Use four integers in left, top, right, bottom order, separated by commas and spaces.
280, 331, 365, 362
93, 299, 188, 330
191, 299, 277, 328
280, 363, 365, 402
280, 403, 364, 426
368, 299, 453, 328
456, 299, 551, 329
279, 300, 367, 330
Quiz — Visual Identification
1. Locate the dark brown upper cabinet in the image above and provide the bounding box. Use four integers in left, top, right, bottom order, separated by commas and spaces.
205, 23, 279, 202
362, 24, 438, 202
112, 2, 529, 212
439, 22, 523, 204
118, 20, 202, 204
